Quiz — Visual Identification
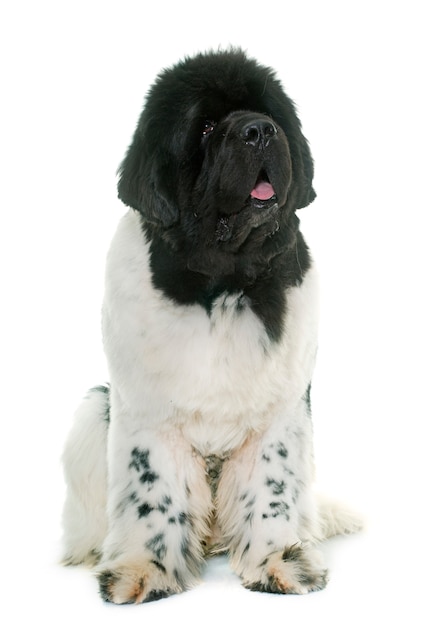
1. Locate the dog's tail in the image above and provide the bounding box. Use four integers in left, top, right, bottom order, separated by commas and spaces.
62, 385, 110, 567
313, 493, 364, 542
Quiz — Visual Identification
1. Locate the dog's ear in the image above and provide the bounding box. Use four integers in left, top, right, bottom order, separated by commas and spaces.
289, 132, 316, 211
268, 87, 316, 211
117, 133, 179, 228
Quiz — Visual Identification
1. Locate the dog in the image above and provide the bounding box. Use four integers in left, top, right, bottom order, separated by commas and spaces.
62, 49, 361, 603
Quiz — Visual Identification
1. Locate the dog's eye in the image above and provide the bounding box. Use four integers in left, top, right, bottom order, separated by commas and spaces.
202, 120, 216, 136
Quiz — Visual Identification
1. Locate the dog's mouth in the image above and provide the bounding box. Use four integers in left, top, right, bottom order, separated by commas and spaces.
250, 171, 277, 204
215, 172, 279, 243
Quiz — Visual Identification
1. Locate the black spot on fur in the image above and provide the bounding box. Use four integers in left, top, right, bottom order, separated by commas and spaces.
157, 502, 169, 514
129, 448, 150, 472
268, 501, 290, 519
143, 589, 172, 603
281, 545, 329, 591
146, 533, 167, 561
246, 567, 325, 595
303, 382, 312, 415
205, 455, 225, 499
178, 512, 188, 525
151, 560, 167, 574
138, 502, 153, 518
266, 478, 286, 495
98, 570, 119, 602
241, 542, 250, 558
140, 469, 160, 485
245, 575, 288, 594
173, 568, 180, 583
116, 490, 141, 517
129, 449, 160, 486
262, 453, 271, 463
263, 501, 290, 520
87, 384, 110, 422
276, 442, 288, 458
244, 510, 254, 524
282, 544, 304, 562
89, 384, 110, 395
181, 538, 191, 559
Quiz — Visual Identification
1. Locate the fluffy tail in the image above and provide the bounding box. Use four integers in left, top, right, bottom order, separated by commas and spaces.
314, 493, 364, 542
61, 385, 110, 566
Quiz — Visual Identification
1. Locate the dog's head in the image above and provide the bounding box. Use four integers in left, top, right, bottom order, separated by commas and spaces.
117, 49, 315, 278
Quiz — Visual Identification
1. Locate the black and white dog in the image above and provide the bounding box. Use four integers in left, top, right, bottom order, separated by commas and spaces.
62, 49, 360, 603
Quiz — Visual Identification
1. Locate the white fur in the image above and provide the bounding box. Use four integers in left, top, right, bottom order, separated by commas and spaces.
103, 211, 319, 450
62, 209, 361, 602
62, 389, 108, 566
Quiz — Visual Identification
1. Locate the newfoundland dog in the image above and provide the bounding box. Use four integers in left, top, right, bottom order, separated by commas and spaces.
62, 49, 360, 603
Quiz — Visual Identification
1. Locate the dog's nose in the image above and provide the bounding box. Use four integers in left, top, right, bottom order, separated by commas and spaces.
240, 119, 277, 148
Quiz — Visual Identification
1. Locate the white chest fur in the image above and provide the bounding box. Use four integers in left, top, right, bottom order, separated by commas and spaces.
102, 211, 319, 455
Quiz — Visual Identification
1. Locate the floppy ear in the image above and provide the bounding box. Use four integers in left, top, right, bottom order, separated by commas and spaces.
289, 132, 316, 210
267, 86, 316, 211
117, 132, 179, 228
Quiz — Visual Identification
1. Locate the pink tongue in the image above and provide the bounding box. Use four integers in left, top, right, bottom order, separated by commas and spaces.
250, 181, 275, 201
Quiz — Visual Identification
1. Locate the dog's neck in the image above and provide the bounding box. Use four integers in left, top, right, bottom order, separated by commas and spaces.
140, 213, 311, 342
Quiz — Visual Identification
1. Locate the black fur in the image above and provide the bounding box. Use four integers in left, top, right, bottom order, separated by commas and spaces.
88, 384, 110, 422
98, 570, 119, 603
117, 49, 315, 341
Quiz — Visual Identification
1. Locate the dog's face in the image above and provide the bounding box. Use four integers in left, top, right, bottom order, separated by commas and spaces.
117, 50, 315, 279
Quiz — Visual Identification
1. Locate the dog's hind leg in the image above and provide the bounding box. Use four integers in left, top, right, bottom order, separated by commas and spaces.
61, 385, 110, 566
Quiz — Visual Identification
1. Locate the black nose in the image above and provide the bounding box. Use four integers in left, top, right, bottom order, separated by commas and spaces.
240, 118, 277, 148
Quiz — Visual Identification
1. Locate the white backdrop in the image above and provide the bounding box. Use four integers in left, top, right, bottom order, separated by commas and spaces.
1, 1, 431, 624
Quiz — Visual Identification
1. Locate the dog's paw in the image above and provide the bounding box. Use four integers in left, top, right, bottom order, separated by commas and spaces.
243, 544, 328, 595
96, 559, 184, 604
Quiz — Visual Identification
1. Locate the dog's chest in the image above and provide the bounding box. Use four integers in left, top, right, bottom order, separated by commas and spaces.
104, 212, 317, 456
149, 293, 283, 452
145, 291, 276, 404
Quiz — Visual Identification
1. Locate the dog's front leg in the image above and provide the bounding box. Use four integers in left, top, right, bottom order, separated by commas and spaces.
96, 399, 212, 604
217, 401, 328, 594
